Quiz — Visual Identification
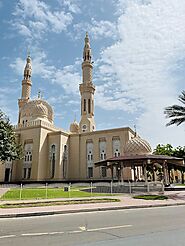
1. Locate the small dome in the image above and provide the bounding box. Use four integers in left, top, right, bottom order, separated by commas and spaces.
124, 136, 152, 155
20, 99, 54, 123
70, 120, 79, 133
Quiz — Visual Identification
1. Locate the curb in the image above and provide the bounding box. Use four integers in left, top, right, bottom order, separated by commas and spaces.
1, 202, 185, 218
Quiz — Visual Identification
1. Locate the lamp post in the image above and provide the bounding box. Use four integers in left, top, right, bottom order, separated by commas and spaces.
117, 166, 121, 182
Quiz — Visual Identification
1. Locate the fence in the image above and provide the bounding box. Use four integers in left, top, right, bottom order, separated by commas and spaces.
0, 181, 164, 200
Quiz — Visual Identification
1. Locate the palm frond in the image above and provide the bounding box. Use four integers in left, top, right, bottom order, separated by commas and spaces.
164, 91, 185, 126
178, 91, 185, 104
166, 117, 185, 126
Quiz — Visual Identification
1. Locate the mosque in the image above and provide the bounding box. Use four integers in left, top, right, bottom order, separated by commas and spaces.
0, 33, 157, 183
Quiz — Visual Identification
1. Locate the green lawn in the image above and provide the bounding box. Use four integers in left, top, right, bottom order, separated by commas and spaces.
133, 195, 168, 200
1, 188, 111, 200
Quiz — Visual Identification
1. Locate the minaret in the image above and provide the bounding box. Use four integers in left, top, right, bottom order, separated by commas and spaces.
18, 54, 32, 124
79, 32, 96, 133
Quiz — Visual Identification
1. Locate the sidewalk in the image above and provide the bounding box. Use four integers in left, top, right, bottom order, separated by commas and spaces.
1, 191, 185, 218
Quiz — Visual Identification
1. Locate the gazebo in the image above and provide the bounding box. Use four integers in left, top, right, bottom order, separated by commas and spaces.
95, 136, 184, 185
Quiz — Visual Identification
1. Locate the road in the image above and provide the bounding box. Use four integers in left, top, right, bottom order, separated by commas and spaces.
0, 205, 185, 246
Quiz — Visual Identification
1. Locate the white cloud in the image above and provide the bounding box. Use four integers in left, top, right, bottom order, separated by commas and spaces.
73, 18, 118, 40
53, 59, 81, 95
61, 0, 81, 14
12, 0, 73, 40
95, 0, 185, 146
95, 84, 138, 112
91, 19, 118, 40
14, 23, 32, 37
9, 57, 25, 75
32, 52, 56, 79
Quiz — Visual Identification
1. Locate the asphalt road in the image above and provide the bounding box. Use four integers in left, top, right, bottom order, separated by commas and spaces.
0, 205, 185, 246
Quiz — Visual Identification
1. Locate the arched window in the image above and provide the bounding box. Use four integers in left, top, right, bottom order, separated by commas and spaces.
112, 137, 120, 157
24, 150, 32, 163
51, 144, 55, 152
63, 145, 68, 179
88, 99, 91, 114
50, 144, 56, 179
64, 145, 67, 152
23, 143, 33, 179
99, 139, 106, 161
82, 124, 87, 132
86, 141, 93, 178
84, 99, 86, 112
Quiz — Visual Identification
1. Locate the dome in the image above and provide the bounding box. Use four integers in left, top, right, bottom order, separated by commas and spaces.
124, 136, 152, 155
70, 120, 79, 133
20, 99, 54, 123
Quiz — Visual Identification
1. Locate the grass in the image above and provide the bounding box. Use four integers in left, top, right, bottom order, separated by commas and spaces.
1, 188, 111, 200
133, 195, 168, 200
0, 198, 120, 209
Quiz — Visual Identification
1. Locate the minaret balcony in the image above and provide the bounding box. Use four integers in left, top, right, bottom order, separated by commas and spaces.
79, 83, 95, 94
82, 61, 93, 69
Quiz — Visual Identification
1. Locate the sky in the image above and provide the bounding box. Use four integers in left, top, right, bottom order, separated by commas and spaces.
0, 0, 185, 148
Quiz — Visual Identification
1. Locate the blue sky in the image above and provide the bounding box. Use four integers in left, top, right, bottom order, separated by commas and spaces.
0, 0, 185, 148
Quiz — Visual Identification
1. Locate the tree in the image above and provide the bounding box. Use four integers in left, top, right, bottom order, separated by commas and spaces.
0, 110, 22, 162
173, 146, 185, 184
154, 144, 185, 184
153, 144, 174, 156
164, 91, 185, 126
173, 146, 185, 159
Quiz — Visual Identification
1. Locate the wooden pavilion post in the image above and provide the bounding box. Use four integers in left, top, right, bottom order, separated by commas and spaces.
168, 166, 171, 184
117, 165, 121, 182
170, 166, 175, 183
133, 165, 136, 182
120, 162, 124, 183
143, 162, 147, 182
152, 164, 155, 181
162, 160, 169, 185
111, 165, 114, 181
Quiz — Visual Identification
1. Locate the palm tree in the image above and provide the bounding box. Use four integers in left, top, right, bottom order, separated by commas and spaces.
164, 91, 185, 126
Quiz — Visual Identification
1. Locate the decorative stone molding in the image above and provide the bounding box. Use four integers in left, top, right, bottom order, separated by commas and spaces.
86, 139, 93, 143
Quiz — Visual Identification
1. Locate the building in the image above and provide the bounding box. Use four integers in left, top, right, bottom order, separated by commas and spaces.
0, 33, 154, 183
